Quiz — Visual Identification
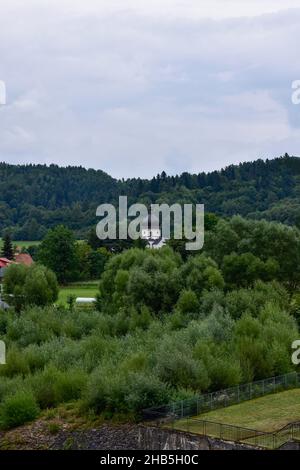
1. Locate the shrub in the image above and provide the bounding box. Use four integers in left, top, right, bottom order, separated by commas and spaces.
0, 390, 40, 429
0, 311, 9, 335
55, 369, 87, 402
176, 289, 200, 315
84, 367, 171, 417
180, 254, 224, 296
0, 346, 30, 378
23, 344, 50, 373
208, 357, 242, 389
124, 372, 171, 413
129, 306, 153, 331
155, 347, 211, 391
6, 311, 54, 347
30, 365, 86, 408
48, 422, 60, 434
83, 366, 127, 415
0, 376, 25, 402
3, 263, 58, 311
30, 366, 61, 408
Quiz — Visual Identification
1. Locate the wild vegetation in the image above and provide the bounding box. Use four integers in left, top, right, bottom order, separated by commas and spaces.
1, 155, 300, 431
0, 213, 300, 429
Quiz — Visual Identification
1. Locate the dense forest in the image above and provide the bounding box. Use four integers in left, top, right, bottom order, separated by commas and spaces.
1, 154, 300, 240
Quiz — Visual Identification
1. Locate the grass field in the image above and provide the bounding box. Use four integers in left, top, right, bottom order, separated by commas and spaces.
174, 389, 300, 434
0, 239, 41, 249
0, 239, 85, 250
57, 282, 99, 306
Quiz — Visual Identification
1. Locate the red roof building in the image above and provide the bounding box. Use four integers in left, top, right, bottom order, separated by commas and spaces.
0, 257, 13, 268
15, 253, 34, 266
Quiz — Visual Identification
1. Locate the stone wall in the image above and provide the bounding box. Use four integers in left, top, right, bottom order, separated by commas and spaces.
137, 426, 261, 451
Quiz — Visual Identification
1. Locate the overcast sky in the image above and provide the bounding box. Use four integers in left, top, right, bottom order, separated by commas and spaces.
1, 0, 300, 178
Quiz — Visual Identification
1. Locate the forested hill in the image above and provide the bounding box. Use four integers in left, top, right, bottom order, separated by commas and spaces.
1, 154, 300, 239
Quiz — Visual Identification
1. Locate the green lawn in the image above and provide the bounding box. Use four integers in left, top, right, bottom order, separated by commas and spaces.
174, 389, 300, 434
0, 239, 85, 250
57, 282, 99, 306
0, 239, 41, 249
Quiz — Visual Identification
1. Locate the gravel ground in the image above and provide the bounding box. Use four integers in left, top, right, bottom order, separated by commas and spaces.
51, 425, 140, 450
0, 421, 140, 450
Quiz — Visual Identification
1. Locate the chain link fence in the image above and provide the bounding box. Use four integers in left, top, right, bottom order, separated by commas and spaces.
143, 371, 300, 422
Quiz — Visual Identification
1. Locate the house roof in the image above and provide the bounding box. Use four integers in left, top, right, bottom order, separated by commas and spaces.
15, 253, 34, 266
0, 257, 13, 268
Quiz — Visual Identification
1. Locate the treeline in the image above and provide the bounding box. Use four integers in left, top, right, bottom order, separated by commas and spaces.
1, 154, 300, 239
20, 214, 300, 291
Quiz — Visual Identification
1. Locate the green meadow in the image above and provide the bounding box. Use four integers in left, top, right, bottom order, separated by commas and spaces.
57, 282, 99, 306
0, 239, 41, 250
174, 389, 300, 433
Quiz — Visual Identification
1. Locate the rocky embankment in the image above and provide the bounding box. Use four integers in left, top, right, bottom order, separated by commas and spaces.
0, 421, 140, 450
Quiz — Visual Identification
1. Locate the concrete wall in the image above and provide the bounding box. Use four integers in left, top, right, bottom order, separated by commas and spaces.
138, 426, 261, 451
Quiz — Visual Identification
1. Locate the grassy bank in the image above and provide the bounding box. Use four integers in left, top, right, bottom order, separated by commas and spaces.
174, 389, 300, 433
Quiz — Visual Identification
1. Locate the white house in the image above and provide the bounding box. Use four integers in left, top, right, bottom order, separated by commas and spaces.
141, 215, 166, 249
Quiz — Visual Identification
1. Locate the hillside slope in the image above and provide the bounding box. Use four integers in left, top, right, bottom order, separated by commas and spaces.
0, 154, 299, 239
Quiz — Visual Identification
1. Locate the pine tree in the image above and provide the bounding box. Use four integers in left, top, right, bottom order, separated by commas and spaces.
1, 233, 14, 260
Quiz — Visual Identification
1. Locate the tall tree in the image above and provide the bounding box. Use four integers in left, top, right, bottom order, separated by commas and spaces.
3, 263, 58, 312
37, 225, 78, 284
1, 233, 14, 260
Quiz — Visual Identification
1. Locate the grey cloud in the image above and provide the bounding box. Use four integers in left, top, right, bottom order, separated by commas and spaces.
0, 1, 300, 177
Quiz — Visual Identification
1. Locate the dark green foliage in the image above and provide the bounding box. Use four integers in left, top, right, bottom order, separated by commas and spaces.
75, 242, 111, 280
84, 368, 171, 415
1, 232, 14, 260
0, 391, 39, 429
176, 289, 200, 315
291, 294, 300, 326
205, 216, 300, 290
38, 226, 77, 283
222, 253, 279, 288
30, 366, 86, 408
1, 156, 300, 238
3, 264, 58, 311
67, 295, 75, 312
100, 248, 224, 316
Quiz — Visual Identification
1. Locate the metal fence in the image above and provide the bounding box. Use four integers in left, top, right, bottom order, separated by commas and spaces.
143, 371, 300, 422
171, 418, 300, 449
